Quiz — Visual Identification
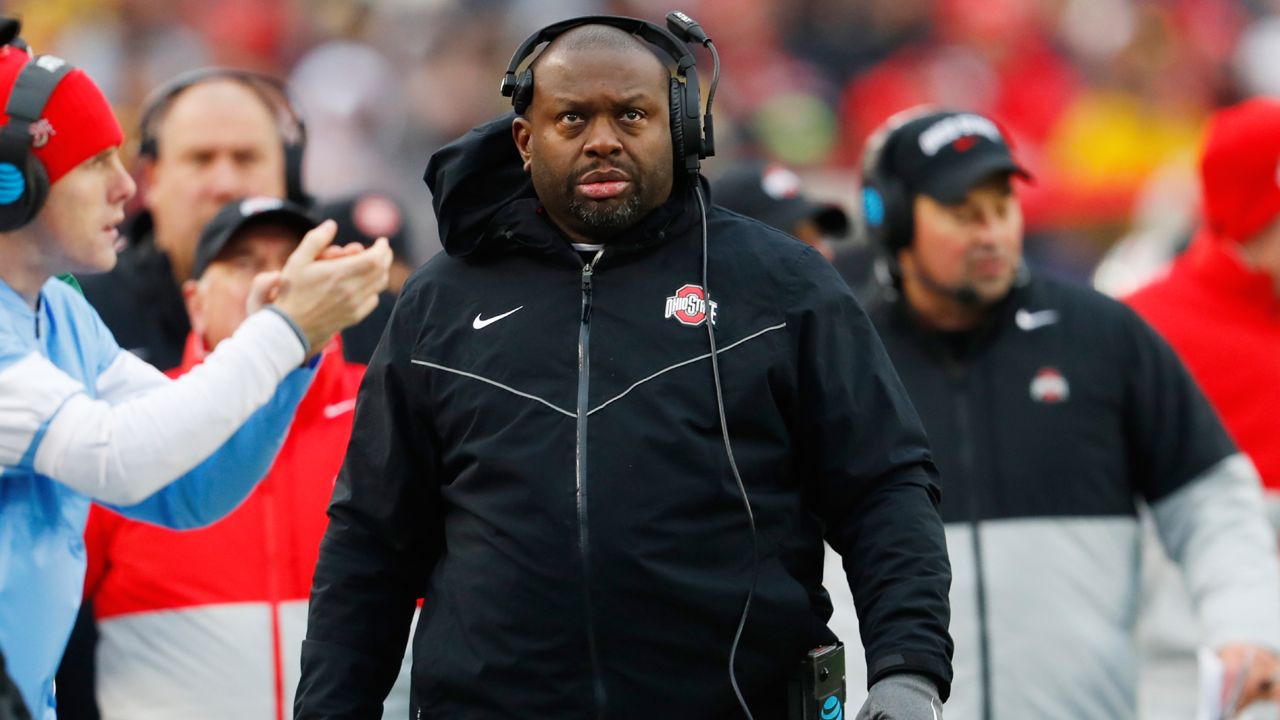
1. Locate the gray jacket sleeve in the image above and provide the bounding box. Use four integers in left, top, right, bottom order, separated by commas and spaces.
1152, 454, 1280, 650
1121, 308, 1280, 650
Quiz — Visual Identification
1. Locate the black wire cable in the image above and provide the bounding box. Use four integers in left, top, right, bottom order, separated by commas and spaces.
696, 185, 759, 720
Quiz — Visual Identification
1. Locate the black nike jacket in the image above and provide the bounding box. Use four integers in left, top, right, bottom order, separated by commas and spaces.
295, 114, 953, 719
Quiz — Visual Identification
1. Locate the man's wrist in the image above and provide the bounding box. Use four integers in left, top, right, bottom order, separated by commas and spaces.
262, 305, 311, 359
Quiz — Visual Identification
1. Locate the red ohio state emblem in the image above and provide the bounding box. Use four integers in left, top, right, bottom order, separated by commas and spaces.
664, 284, 718, 326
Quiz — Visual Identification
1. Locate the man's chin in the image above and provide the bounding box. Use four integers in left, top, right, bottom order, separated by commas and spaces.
569, 200, 644, 235
973, 277, 1015, 305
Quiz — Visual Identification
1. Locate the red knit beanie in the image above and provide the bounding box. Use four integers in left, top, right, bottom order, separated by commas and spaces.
0, 45, 123, 185
1200, 98, 1280, 244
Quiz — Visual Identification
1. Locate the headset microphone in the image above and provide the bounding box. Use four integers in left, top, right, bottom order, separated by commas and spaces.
665, 11, 717, 161
666, 11, 709, 44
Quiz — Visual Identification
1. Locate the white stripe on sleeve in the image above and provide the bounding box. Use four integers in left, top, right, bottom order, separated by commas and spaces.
0, 352, 84, 468
33, 310, 306, 504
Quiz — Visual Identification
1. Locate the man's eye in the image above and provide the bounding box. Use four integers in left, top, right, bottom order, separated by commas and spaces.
623, 109, 644, 121
560, 113, 582, 124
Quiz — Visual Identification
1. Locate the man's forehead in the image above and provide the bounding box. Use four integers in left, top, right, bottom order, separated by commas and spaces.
159, 81, 278, 137
534, 46, 668, 96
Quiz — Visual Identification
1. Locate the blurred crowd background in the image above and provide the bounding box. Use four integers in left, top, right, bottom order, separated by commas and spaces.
12, 0, 1280, 287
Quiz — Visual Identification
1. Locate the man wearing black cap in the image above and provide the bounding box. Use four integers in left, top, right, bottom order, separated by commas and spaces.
713, 160, 850, 261
845, 107, 1280, 719
712, 161, 892, 303
319, 192, 418, 363
78, 197, 412, 720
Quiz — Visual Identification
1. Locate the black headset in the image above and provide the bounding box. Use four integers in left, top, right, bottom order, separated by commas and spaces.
0, 19, 75, 232
859, 113, 921, 261
136, 68, 309, 205
500, 13, 716, 176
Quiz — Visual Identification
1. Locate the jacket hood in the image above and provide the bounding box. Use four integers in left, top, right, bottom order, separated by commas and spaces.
424, 113, 535, 258
423, 112, 706, 260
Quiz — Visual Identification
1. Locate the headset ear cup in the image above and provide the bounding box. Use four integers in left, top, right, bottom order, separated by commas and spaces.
883, 179, 913, 254
22, 153, 48, 227
861, 184, 888, 248
513, 68, 535, 116
668, 76, 687, 174
0, 153, 45, 233
680, 65, 703, 161
283, 141, 308, 206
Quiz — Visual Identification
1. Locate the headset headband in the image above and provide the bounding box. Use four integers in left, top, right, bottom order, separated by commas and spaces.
500, 15, 696, 100
6, 57, 71, 126
499, 13, 717, 175
135, 67, 310, 205
137, 68, 306, 158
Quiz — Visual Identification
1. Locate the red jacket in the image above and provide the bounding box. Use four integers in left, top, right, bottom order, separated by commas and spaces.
82, 335, 374, 720
1127, 231, 1280, 490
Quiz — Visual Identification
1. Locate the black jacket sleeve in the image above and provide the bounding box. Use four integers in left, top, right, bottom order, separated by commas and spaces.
295, 282, 442, 719
785, 247, 954, 698
1119, 305, 1236, 502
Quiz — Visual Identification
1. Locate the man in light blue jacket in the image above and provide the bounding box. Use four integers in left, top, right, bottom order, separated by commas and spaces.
0, 23, 391, 718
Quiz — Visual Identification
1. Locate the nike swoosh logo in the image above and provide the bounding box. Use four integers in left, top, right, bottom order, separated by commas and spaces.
1015, 308, 1059, 331
473, 306, 523, 330
322, 399, 358, 419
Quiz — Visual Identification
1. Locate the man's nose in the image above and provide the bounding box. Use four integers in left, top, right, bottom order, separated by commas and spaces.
970, 210, 1003, 246
205, 157, 247, 202
110, 156, 136, 204
582, 119, 623, 158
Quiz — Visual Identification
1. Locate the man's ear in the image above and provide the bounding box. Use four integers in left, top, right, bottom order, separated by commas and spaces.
181, 279, 204, 335
512, 117, 533, 173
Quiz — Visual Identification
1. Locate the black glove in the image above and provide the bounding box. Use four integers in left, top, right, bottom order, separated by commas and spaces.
856, 673, 942, 720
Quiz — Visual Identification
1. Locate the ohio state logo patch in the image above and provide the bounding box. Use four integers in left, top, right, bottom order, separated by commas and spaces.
664, 284, 718, 326
1030, 366, 1070, 404
29, 119, 54, 149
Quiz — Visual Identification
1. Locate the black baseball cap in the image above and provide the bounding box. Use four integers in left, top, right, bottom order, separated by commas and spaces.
193, 197, 316, 279
320, 192, 411, 262
884, 110, 1031, 204
713, 160, 850, 238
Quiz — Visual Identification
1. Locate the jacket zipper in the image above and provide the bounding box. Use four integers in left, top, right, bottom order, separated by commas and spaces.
577, 249, 606, 716
949, 361, 992, 720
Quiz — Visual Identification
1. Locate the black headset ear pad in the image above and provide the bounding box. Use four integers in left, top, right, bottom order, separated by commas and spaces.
861, 174, 913, 258
860, 122, 916, 258
512, 68, 535, 117
282, 141, 307, 206
668, 75, 686, 171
